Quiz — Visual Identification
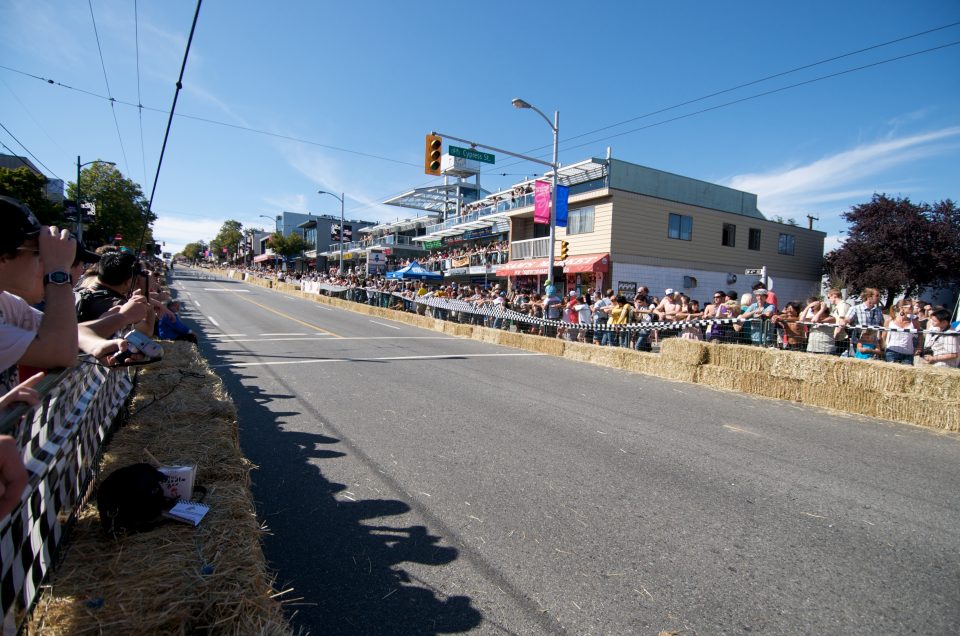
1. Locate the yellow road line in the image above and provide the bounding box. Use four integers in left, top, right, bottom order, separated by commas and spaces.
215, 285, 341, 337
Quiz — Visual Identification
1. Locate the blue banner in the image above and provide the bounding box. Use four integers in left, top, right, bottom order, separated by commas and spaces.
555, 184, 569, 228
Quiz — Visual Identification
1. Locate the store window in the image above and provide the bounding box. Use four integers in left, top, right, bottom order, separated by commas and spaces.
749, 228, 761, 251
778, 233, 796, 255
668, 213, 693, 241
567, 206, 595, 235
722, 223, 736, 247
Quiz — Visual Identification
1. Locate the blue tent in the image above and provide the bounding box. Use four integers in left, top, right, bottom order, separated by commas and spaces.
385, 261, 442, 281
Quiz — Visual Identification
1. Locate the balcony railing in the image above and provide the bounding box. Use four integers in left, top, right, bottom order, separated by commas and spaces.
510, 237, 550, 260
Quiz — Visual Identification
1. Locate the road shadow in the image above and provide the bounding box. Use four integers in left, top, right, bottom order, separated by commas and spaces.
192, 325, 483, 635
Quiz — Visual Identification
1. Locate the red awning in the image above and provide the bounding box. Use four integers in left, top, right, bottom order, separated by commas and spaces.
495, 258, 554, 277
253, 253, 272, 263
563, 253, 610, 274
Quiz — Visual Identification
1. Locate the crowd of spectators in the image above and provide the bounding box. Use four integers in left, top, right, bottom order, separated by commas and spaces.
222, 263, 958, 369
1, 195, 188, 519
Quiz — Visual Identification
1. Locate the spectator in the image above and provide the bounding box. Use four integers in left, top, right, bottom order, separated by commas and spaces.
740, 289, 776, 346
752, 281, 778, 311
610, 295, 634, 348
574, 296, 592, 343
800, 297, 836, 355
542, 285, 563, 338
839, 288, 884, 355
771, 302, 804, 349
158, 300, 198, 344
918, 309, 959, 368
703, 290, 733, 343
882, 301, 918, 365
76, 251, 142, 322
593, 290, 615, 346
854, 329, 880, 360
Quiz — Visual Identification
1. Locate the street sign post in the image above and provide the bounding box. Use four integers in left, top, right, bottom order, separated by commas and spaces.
448, 145, 495, 164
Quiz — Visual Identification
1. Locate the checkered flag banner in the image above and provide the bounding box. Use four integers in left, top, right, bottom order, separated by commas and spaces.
1, 360, 132, 632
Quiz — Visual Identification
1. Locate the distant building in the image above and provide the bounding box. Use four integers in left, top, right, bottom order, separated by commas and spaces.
0, 154, 64, 203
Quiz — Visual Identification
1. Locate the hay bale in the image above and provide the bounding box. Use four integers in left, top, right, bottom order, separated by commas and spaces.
26, 343, 292, 635
695, 365, 744, 392
823, 356, 914, 394
909, 366, 960, 401
660, 338, 708, 366
704, 342, 771, 373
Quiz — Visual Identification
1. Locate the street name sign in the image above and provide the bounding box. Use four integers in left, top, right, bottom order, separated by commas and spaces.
744, 268, 763, 275
449, 145, 495, 164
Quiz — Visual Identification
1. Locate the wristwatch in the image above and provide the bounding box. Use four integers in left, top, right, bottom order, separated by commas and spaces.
43, 271, 73, 286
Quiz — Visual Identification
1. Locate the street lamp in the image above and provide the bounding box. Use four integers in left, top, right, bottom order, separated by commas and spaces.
512, 98, 559, 288
76, 155, 116, 243
318, 190, 345, 275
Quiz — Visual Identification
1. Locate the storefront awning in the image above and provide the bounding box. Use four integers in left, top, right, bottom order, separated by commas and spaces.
495, 257, 555, 277
562, 253, 610, 274
496, 253, 610, 277
253, 253, 272, 263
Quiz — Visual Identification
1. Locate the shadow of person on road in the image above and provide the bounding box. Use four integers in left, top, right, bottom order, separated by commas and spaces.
193, 334, 483, 635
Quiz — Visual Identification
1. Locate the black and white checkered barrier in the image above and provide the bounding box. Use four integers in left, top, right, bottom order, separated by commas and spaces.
795, 321, 958, 335
1, 361, 132, 632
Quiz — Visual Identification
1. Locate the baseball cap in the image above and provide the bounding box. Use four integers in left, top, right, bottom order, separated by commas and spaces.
665, 288, 675, 296
0, 195, 43, 254
754, 288, 768, 295
569, 290, 578, 297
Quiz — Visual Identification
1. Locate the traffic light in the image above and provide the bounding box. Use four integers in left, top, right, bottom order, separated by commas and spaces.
559, 240, 569, 261
424, 134, 442, 176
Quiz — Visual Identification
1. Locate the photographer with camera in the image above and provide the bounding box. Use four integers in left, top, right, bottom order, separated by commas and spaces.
917, 309, 959, 368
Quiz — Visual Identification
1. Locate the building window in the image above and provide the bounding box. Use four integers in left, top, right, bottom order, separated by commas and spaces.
668, 213, 693, 241
722, 223, 736, 247
749, 228, 761, 251
778, 233, 795, 255
567, 206, 595, 235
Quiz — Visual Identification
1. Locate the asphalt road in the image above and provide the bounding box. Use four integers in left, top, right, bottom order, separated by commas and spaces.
170, 269, 960, 635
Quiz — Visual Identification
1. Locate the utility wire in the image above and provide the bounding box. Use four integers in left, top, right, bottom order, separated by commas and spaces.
87, 0, 131, 175
134, 0, 149, 191
0, 120, 63, 180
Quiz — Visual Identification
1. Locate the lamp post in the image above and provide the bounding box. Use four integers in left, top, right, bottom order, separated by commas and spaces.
318, 190, 345, 275
76, 156, 116, 243
511, 98, 559, 288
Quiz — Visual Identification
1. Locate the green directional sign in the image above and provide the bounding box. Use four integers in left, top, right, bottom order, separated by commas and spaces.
449, 145, 495, 164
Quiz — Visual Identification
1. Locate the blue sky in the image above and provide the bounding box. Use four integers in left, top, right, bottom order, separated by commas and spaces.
1, 0, 958, 256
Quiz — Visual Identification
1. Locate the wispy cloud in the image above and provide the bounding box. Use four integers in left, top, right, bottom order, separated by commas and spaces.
726, 126, 960, 217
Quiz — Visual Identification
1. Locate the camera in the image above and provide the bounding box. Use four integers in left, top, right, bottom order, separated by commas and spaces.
114, 329, 164, 363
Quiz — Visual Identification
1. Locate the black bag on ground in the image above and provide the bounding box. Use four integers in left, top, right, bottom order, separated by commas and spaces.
97, 463, 175, 536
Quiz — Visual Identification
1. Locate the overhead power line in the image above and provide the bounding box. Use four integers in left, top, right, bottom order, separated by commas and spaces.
0, 120, 63, 181
87, 0, 131, 175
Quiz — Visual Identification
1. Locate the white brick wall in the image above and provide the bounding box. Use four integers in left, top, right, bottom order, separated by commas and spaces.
610, 262, 821, 306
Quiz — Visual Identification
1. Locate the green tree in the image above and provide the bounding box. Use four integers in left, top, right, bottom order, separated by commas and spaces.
268, 231, 308, 258
209, 220, 244, 260
67, 163, 153, 248
0, 167, 62, 224
825, 194, 959, 307
182, 241, 206, 262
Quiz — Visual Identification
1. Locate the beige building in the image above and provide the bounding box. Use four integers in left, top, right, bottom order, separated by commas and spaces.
481, 157, 825, 303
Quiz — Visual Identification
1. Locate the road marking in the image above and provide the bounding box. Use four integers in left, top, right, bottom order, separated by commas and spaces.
193, 301, 201, 308
722, 424, 761, 436
259, 332, 309, 336
215, 336, 338, 343
203, 288, 250, 293
206, 333, 247, 338
315, 305, 333, 311
210, 285, 340, 337
211, 352, 545, 368
207, 316, 220, 327
214, 335, 455, 343
369, 320, 401, 330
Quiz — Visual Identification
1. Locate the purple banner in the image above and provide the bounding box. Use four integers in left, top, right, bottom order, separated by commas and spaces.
555, 184, 569, 228
534, 180, 550, 225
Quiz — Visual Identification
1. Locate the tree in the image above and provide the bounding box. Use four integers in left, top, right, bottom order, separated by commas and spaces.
0, 167, 62, 225
825, 194, 960, 307
268, 231, 308, 258
182, 241, 207, 263
66, 163, 153, 248
209, 220, 244, 259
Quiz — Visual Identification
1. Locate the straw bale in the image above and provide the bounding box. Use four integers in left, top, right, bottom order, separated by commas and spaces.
695, 365, 744, 392
704, 342, 771, 372
800, 383, 883, 418
767, 349, 834, 383
823, 356, 914, 394
649, 359, 699, 383
25, 341, 292, 635
660, 338, 708, 366
620, 350, 660, 376
909, 366, 960, 401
